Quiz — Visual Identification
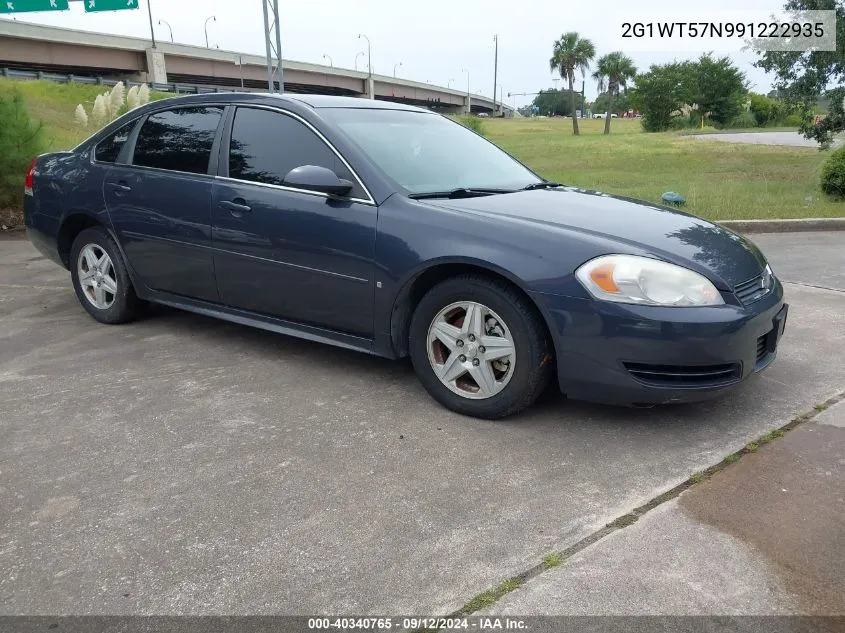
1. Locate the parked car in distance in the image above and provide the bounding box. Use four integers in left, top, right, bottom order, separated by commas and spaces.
24, 93, 787, 418
592, 112, 619, 118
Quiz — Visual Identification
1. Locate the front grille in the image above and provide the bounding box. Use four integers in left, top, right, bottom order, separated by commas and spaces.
734, 273, 770, 305
623, 362, 742, 388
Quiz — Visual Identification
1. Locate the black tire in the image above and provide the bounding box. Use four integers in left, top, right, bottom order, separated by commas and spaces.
409, 274, 553, 419
69, 227, 140, 325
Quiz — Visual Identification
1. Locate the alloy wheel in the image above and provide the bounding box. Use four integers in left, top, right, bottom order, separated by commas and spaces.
77, 244, 117, 310
426, 301, 516, 399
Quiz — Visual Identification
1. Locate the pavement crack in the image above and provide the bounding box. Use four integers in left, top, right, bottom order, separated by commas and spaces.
448, 390, 845, 618
781, 280, 845, 293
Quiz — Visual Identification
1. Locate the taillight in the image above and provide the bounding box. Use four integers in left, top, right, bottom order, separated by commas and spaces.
24, 158, 37, 197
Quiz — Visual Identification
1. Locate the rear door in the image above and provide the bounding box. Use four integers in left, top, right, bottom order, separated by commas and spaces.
212, 106, 377, 336
103, 105, 225, 302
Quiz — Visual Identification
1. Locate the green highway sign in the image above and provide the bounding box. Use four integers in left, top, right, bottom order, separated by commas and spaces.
0, 0, 69, 13
84, 0, 137, 11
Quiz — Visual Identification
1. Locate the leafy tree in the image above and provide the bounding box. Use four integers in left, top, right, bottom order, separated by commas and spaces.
591, 52, 637, 134
0, 91, 44, 225
592, 91, 631, 116
630, 55, 747, 131
549, 32, 596, 135
629, 62, 694, 131
689, 54, 747, 127
531, 89, 578, 117
755, 0, 845, 147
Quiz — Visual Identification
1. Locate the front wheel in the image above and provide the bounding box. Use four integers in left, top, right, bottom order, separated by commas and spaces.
409, 275, 552, 419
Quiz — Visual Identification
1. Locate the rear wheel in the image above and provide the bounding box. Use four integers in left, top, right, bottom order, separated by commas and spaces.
409, 275, 552, 419
70, 227, 139, 324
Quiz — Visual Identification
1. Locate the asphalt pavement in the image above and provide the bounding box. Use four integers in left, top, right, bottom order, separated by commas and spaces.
0, 230, 843, 616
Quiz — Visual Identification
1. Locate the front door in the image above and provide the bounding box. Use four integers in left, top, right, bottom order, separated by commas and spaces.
104, 105, 224, 302
212, 106, 376, 337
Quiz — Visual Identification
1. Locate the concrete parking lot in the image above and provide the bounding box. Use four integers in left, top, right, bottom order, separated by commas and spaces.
692, 131, 844, 148
1, 231, 843, 615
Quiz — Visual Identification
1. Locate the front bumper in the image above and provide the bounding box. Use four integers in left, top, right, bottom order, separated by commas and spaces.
531, 281, 786, 406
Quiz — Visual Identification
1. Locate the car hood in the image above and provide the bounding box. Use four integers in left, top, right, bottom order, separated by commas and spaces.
422, 187, 767, 288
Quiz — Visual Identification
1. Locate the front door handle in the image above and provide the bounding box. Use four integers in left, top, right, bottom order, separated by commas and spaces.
219, 199, 252, 216
110, 182, 132, 194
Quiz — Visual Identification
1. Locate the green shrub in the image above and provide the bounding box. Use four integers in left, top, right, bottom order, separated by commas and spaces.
749, 93, 783, 127
0, 90, 45, 226
726, 110, 758, 129
820, 147, 845, 199
667, 112, 702, 130
667, 116, 692, 130
454, 115, 487, 137
782, 113, 803, 127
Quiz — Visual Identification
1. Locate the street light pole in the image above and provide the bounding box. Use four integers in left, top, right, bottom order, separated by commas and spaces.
448, 78, 455, 89
393, 62, 402, 78
322, 54, 333, 67
358, 33, 372, 98
157, 19, 173, 43
204, 15, 216, 48
354, 51, 364, 71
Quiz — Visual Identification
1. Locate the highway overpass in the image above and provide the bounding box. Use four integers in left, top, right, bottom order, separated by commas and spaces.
0, 20, 513, 115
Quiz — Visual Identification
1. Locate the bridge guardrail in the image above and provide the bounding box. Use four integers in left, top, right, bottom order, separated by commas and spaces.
0, 67, 238, 95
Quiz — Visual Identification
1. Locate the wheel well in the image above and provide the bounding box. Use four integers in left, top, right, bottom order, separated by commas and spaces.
389, 263, 553, 359
57, 214, 101, 269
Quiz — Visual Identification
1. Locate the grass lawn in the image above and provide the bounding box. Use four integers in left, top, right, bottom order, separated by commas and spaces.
0, 78, 169, 151
484, 117, 843, 221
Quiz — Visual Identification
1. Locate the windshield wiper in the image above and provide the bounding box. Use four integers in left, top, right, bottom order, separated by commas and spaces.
407, 187, 512, 200
521, 181, 562, 191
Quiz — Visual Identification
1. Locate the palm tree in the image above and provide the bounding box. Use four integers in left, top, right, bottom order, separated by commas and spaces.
592, 52, 637, 134
549, 32, 596, 135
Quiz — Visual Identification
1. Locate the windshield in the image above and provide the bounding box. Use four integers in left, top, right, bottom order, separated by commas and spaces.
322, 108, 542, 194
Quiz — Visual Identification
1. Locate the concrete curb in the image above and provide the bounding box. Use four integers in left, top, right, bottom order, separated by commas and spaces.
719, 218, 845, 234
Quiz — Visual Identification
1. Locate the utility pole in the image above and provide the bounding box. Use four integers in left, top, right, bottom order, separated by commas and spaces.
262, 0, 283, 93
492, 34, 498, 113
146, 0, 156, 48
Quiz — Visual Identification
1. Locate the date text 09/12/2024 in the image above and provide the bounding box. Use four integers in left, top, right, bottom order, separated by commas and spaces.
307, 617, 528, 630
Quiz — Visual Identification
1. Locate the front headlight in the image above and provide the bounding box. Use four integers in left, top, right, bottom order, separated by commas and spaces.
575, 254, 724, 306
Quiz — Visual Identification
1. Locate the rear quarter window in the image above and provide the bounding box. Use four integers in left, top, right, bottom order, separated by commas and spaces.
94, 120, 137, 164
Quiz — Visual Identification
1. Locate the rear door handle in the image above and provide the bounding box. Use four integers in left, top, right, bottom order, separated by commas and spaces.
219, 200, 252, 215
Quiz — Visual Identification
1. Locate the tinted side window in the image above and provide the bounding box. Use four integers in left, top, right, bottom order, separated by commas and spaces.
228, 108, 354, 189
133, 107, 223, 174
94, 120, 136, 163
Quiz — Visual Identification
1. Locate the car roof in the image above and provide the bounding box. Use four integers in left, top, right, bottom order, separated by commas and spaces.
285, 94, 429, 112
143, 91, 429, 113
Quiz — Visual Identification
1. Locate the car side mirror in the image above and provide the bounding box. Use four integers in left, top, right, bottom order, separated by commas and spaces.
282, 165, 353, 196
